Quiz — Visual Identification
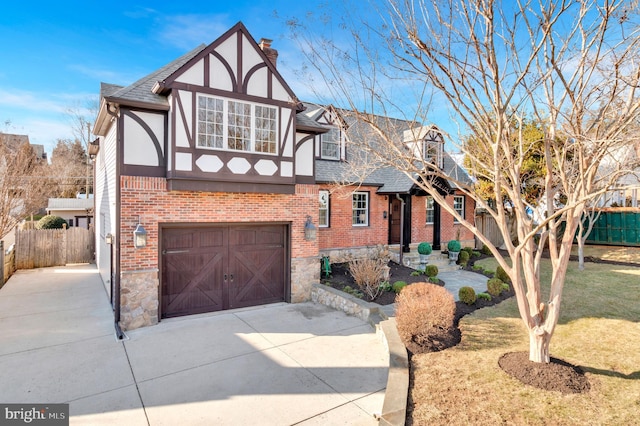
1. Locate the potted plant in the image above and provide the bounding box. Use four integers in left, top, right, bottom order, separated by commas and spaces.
447, 239, 461, 264
417, 242, 432, 267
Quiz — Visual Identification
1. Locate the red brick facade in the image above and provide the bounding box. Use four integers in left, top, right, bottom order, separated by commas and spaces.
410, 192, 475, 247
119, 176, 319, 272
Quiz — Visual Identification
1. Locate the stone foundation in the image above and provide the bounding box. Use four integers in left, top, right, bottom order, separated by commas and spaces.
319, 245, 387, 264
120, 269, 159, 330
311, 283, 379, 322
291, 256, 320, 303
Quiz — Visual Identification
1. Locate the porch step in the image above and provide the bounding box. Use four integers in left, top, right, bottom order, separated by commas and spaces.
388, 248, 461, 273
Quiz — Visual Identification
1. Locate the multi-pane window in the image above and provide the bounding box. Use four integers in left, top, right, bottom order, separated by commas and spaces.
453, 195, 464, 222
319, 190, 329, 227
352, 192, 369, 226
197, 96, 224, 148
197, 95, 277, 154
426, 196, 434, 224
321, 127, 341, 160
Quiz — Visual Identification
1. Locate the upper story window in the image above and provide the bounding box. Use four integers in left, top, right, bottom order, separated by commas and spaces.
422, 131, 444, 168
352, 192, 369, 226
453, 195, 464, 223
319, 190, 329, 227
321, 127, 341, 160
426, 196, 434, 224
197, 95, 277, 154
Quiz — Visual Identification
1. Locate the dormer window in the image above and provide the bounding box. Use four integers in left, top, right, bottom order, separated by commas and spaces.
321, 127, 341, 160
403, 126, 444, 169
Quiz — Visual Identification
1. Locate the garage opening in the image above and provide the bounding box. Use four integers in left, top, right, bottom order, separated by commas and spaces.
161, 224, 288, 318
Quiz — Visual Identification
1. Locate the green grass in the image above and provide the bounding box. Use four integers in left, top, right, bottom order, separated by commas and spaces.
409, 258, 640, 425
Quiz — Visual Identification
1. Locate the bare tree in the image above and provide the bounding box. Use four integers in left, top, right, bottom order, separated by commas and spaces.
0, 134, 47, 239
49, 138, 89, 198
290, 0, 640, 362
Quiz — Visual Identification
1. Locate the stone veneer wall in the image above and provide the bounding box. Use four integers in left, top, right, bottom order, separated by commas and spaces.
291, 256, 320, 303
311, 283, 379, 322
319, 245, 387, 264
120, 269, 159, 330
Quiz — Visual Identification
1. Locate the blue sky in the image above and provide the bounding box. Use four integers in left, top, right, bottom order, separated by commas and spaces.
0, 1, 338, 157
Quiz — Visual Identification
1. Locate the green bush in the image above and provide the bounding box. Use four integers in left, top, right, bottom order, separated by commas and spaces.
501, 282, 510, 292
425, 264, 439, 278
379, 281, 393, 292
462, 247, 474, 256
496, 265, 510, 283
36, 215, 67, 230
392, 280, 408, 294
481, 244, 492, 255
447, 240, 461, 252
472, 265, 483, 272
459, 286, 477, 305
477, 292, 492, 301
471, 250, 481, 257
458, 250, 470, 266
417, 242, 432, 255
411, 270, 422, 277
487, 278, 505, 297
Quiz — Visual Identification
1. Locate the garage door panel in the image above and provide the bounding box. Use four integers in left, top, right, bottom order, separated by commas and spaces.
162, 224, 286, 318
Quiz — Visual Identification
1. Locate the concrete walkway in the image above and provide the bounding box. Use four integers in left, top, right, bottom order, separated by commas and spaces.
438, 269, 489, 301
0, 265, 388, 425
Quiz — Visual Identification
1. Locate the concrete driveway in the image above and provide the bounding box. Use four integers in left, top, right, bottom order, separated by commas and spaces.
0, 265, 388, 425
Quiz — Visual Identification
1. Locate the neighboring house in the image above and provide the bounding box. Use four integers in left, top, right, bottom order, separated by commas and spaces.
91, 21, 474, 332
46, 198, 94, 228
0, 133, 47, 162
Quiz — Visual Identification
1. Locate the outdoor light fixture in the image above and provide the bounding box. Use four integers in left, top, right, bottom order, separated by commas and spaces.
105, 233, 114, 245
304, 215, 317, 241
133, 218, 147, 249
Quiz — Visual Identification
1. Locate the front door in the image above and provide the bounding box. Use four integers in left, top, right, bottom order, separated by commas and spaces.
389, 198, 402, 244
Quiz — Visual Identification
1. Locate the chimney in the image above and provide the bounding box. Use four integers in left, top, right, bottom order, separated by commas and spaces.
259, 38, 278, 67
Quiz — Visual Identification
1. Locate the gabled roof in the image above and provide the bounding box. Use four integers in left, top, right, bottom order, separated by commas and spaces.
313, 105, 472, 193
103, 44, 207, 110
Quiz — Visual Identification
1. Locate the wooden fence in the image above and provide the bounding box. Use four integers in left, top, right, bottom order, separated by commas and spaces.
15, 227, 95, 269
474, 212, 505, 248
1, 241, 16, 287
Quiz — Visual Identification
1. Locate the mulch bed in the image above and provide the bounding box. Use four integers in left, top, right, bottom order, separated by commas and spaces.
320, 256, 593, 398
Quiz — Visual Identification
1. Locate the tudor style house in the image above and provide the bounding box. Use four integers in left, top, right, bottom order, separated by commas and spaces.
92, 22, 474, 332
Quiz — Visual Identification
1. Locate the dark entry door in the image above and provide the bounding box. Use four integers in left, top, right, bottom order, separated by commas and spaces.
162, 225, 286, 318
389, 198, 402, 244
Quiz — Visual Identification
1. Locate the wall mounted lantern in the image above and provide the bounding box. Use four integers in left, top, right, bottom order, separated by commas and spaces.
133, 218, 147, 249
105, 233, 114, 245
304, 215, 317, 241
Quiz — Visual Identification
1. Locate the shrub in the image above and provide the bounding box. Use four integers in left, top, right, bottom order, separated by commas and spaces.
472, 265, 483, 272
462, 246, 474, 256
496, 265, 511, 283
410, 270, 422, 277
481, 244, 492, 255
477, 292, 492, 301
425, 264, 439, 278
471, 250, 481, 257
458, 250, 470, 266
447, 240, 461, 252
487, 278, 505, 297
395, 282, 456, 352
501, 282, 510, 292
379, 281, 393, 292
348, 246, 390, 300
458, 286, 477, 305
392, 281, 408, 293
417, 242, 432, 255
36, 215, 67, 230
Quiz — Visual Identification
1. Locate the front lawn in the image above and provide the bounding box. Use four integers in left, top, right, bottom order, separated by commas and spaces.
408, 259, 640, 425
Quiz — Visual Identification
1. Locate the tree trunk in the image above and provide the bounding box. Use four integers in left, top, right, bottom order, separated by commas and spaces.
577, 239, 585, 271
529, 329, 551, 363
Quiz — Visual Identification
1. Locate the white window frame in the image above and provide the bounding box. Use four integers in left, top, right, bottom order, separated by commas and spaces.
321, 127, 341, 160
453, 195, 464, 223
352, 192, 369, 226
319, 190, 330, 227
196, 94, 278, 155
426, 196, 434, 224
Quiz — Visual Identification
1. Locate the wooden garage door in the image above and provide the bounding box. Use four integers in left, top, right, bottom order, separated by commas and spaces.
161, 224, 287, 318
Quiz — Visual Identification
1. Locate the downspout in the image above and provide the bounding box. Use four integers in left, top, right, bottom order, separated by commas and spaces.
106, 102, 125, 340
396, 194, 405, 266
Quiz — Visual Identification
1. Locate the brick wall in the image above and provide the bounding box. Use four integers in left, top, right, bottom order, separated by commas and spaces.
318, 185, 389, 250
120, 176, 319, 271
409, 191, 475, 248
